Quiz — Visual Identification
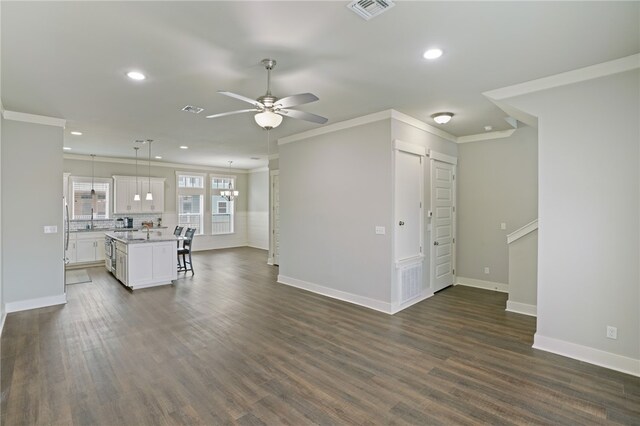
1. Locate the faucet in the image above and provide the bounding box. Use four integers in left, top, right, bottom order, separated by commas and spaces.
90, 208, 94, 230
146, 226, 150, 240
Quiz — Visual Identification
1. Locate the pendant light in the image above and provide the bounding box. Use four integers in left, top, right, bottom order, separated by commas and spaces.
146, 140, 153, 201
90, 154, 96, 197
133, 146, 141, 201
220, 161, 239, 201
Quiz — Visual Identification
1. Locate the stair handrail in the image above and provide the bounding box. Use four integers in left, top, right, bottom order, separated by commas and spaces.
507, 219, 538, 244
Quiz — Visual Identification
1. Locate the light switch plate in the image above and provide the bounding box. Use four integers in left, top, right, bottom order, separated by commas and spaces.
500, 222, 507, 230
44, 225, 58, 234
375, 226, 385, 235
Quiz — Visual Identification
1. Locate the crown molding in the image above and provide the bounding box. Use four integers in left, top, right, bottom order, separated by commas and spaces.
483, 54, 640, 101
63, 153, 250, 174
278, 109, 457, 146
2, 110, 66, 128
457, 129, 516, 144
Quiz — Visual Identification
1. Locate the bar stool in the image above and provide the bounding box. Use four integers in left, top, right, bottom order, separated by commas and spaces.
177, 228, 195, 275
174, 226, 184, 269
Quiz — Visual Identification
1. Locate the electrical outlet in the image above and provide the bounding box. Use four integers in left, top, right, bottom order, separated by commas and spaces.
484, 267, 490, 274
375, 226, 385, 235
606, 326, 617, 340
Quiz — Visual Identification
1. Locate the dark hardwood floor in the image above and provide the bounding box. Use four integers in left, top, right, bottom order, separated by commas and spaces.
1, 247, 639, 425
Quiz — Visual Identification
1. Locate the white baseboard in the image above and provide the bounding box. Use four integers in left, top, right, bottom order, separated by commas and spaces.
278, 275, 393, 314
5, 293, 67, 313
456, 276, 508, 293
391, 290, 433, 314
533, 333, 640, 377
247, 244, 269, 251
267, 257, 274, 266
506, 300, 537, 317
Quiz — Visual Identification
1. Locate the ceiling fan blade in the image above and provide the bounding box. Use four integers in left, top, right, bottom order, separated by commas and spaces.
218, 91, 263, 108
275, 93, 319, 109
206, 109, 257, 119
279, 109, 328, 124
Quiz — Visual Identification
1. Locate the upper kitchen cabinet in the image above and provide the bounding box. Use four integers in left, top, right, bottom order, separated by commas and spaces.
113, 176, 165, 213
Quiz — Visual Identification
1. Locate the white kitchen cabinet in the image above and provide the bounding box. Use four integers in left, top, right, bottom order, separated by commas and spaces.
69, 232, 106, 264
140, 180, 164, 213
113, 176, 165, 213
65, 234, 77, 264
115, 241, 128, 285
106, 233, 176, 290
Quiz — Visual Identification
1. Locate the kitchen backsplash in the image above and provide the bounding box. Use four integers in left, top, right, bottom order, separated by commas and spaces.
70, 213, 164, 231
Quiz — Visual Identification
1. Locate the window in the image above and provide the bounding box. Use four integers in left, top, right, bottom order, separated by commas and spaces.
176, 173, 205, 234
70, 177, 111, 220
211, 176, 235, 234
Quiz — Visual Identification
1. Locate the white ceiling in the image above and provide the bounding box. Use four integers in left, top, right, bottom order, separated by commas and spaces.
2, 1, 638, 169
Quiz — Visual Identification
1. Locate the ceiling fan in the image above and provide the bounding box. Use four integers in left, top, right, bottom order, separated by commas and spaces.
206, 59, 328, 129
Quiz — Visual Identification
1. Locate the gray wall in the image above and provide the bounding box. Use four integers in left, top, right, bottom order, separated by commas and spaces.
247, 169, 269, 250
64, 157, 253, 251
508, 229, 538, 307
2, 118, 64, 304
456, 126, 538, 284
279, 119, 393, 303
505, 69, 639, 361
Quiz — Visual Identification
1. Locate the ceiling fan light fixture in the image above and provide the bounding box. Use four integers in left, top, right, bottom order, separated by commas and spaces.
254, 111, 283, 129
431, 112, 454, 124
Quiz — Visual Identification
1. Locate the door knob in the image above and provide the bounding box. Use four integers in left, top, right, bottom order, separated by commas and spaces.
434, 241, 439, 245
399, 221, 405, 226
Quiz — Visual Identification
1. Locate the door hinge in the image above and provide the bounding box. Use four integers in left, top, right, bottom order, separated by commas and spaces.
453, 174, 455, 180
420, 246, 422, 253
419, 202, 422, 208
452, 206, 456, 213
453, 238, 455, 243
452, 269, 455, 275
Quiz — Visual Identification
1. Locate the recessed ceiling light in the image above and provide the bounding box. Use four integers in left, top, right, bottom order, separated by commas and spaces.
180, 146, 188, 149
63, 147, 72, 150
484, 125, 493, 131
70, 131, 82, 136
423, 48, 443, 60
431, 112, 454, 124
126, 71, 146, 81
155, 156, 162, 159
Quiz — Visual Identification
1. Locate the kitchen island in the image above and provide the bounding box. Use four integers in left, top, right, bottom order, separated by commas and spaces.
105, 230, 178, 290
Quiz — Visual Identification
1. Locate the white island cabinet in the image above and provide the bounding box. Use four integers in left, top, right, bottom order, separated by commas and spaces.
107, 231, 177, 290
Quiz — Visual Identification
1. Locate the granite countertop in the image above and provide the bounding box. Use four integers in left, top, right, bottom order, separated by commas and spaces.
105, 231, 178, 244
72, 226, 168, 233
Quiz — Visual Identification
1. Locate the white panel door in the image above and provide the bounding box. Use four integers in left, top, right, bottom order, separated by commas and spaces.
431, 159, 455, 292
271, 172, 280, 265
395, 150, 422, 261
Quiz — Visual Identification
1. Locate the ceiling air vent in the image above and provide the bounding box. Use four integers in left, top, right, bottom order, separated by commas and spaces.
347, 0, 395, 20
182, 105, 204, 114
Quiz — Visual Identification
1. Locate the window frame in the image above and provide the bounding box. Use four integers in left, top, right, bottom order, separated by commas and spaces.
176, 171, 206, 235
69, 176, 112, 220
210, 174, 236, 235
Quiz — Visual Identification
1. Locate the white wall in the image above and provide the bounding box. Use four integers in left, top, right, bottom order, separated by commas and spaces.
502, 69, 639, 374
456, 127, 538, 286
247, 169, 269, 250
279, 119, 394, 305
64, 157, 251, 251
2, 117, 65, 310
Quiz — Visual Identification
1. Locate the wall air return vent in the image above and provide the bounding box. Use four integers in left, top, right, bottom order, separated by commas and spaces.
347, 0, 395, 20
